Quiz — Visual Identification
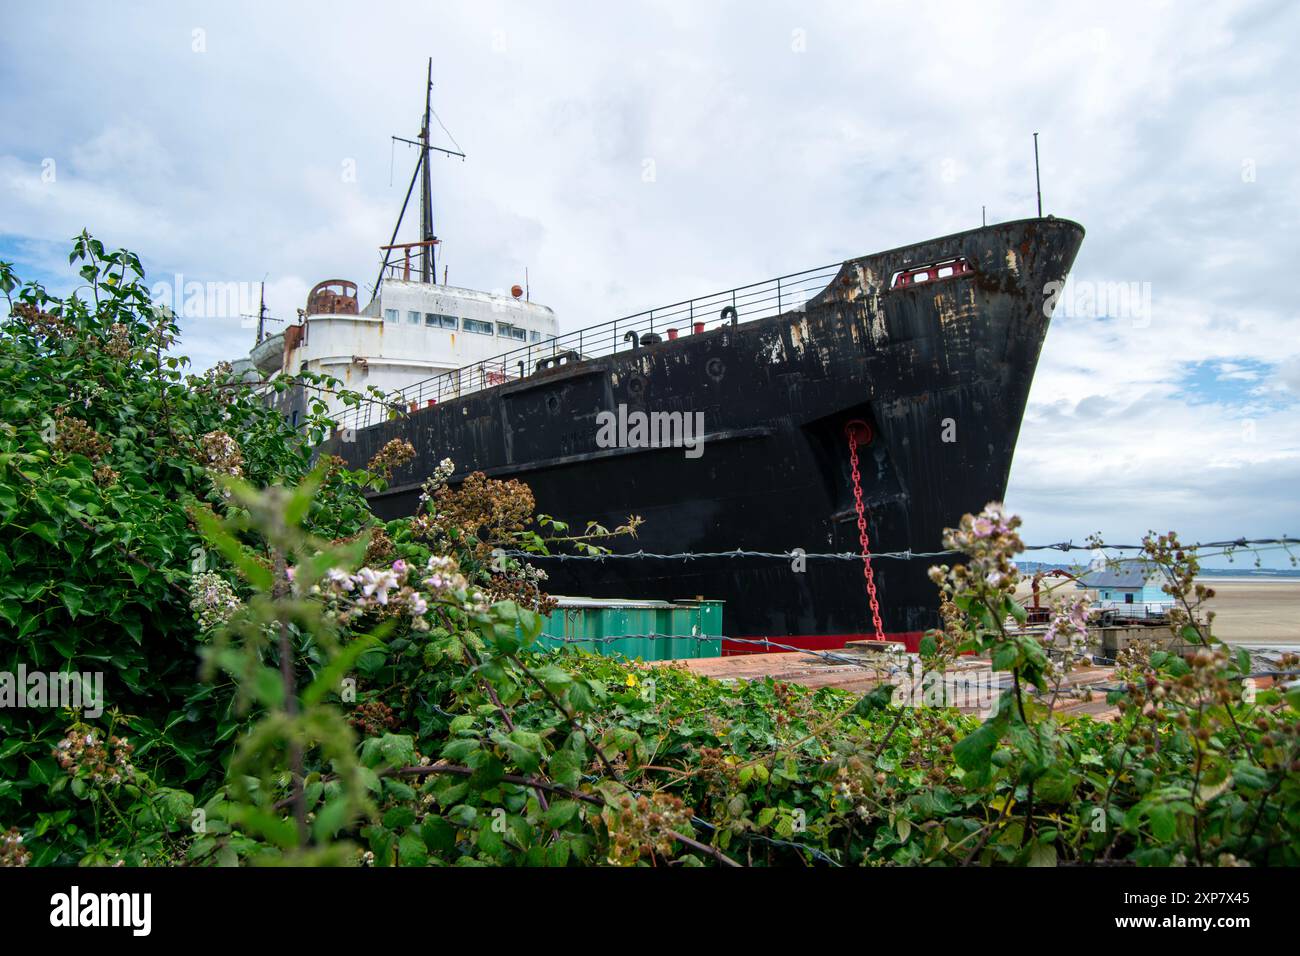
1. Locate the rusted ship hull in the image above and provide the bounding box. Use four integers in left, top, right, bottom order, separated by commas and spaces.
326, 217, 1085, 652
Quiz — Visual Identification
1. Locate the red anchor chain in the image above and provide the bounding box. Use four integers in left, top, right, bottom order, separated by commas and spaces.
845, 420, 885, 642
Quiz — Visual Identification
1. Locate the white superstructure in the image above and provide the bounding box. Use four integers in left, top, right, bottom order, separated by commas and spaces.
238, 275, 557, 420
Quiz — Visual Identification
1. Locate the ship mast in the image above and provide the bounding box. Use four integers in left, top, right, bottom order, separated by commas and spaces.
243, 278, 283, 346
373, 59, 466, 299
419, 58, 435, 284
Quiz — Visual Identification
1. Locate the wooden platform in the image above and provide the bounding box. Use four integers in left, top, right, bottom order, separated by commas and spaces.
660, 652, 1121, 720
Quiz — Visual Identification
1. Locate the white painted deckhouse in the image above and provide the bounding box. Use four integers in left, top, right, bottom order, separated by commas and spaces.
237, 275, 557, 420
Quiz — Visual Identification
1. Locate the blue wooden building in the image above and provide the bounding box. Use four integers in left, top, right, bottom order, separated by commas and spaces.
1079, 560, 1173, 613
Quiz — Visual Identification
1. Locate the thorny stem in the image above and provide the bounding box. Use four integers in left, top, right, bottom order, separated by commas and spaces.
276, 761, 741, 867
508, 651, 742, 867
1191, 700, 1206, 865
461, 643, 560, 843
272, 547, 307, 848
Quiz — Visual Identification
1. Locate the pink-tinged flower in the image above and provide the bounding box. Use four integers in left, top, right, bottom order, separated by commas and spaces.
356, 567, 399, 605
325, 568, 355, 592
1046, 593, 1092, 659
409, 594, 428, 617
392, 559, 408, 579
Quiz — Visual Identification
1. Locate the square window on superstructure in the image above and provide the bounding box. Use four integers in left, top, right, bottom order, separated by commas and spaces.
497, 323, 526, 342
407, 311, 421, 325
425, 313, 438, 326
383, 308, 399, 323
440, 315, 457, 330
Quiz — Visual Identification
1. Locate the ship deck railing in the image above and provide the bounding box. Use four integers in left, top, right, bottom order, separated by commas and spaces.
332, 259, 844, 431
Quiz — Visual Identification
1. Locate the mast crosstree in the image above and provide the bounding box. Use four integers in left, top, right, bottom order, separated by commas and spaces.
373, 57, 466, 298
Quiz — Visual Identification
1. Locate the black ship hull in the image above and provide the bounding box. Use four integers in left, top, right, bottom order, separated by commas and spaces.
325, 217, 1084, 653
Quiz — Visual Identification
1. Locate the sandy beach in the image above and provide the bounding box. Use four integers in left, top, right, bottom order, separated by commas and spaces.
1200, 579, 1300, 645
1014, 577, 1300, 645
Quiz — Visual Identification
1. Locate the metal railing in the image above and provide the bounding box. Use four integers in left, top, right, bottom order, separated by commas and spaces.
1093, 603, 1172, 623
333, 260, 845, 431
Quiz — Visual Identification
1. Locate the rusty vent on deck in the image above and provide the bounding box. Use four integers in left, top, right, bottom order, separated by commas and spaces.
306, 279, 359, 316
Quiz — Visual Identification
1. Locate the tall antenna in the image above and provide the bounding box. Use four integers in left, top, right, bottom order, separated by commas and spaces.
256, 280, 266, 344
1033, 132, 1042, 218
243, 277, 283, 345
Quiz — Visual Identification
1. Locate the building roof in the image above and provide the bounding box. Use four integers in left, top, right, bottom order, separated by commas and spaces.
1078, 560, 1166, 589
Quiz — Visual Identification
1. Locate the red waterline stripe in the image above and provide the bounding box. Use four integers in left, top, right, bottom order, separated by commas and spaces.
722, 631, 927, 657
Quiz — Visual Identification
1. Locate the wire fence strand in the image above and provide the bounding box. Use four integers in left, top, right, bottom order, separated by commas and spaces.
504, 537, 1297, 563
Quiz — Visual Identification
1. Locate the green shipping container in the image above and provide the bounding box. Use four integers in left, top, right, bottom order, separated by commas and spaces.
537, 596, 723, 661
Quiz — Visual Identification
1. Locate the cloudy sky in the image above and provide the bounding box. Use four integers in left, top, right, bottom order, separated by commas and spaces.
2, 1, 1296, 566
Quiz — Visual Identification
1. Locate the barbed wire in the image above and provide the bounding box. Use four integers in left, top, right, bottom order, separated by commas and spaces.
504, 536, 1296, 564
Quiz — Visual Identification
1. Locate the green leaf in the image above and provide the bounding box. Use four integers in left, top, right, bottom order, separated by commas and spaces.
302, 634, 381, 706
529, 664, 573, 691
312, 797, 353, 841
398, 831, 428, 866
1148, 804, 1176, 841
1027, 840, 1057, 867
1006, 597, 1028, 625
193, 508, 273, 592
421, 816, 456, 855
384, 806, 416, 829
548, 749, 582, 789
952, 706, 1009, 784
542, 800, 581, 828
855, 683, 896, 714
377, 734, 416, 769
600, 726, 640, 756
28, 522, 59, 545
991, 643, 1018, 671
250, 666, 285, 709
283, 463, 326, 529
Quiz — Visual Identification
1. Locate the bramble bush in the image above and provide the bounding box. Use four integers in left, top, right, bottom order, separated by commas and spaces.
1, 236, 1297, 867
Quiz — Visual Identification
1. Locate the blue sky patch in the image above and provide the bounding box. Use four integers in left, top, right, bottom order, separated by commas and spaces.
1176, 358, 1289, 410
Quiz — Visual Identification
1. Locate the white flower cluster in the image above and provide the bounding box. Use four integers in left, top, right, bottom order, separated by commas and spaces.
927, 502, 1024, 597
0, 826, 29, 867
314, 554, 487, 630
188, 571, 242, 632
52, 728, 135, 787
1044, 593, 1093, 676
199, 429, 244, 478
417, 457, 456, 509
